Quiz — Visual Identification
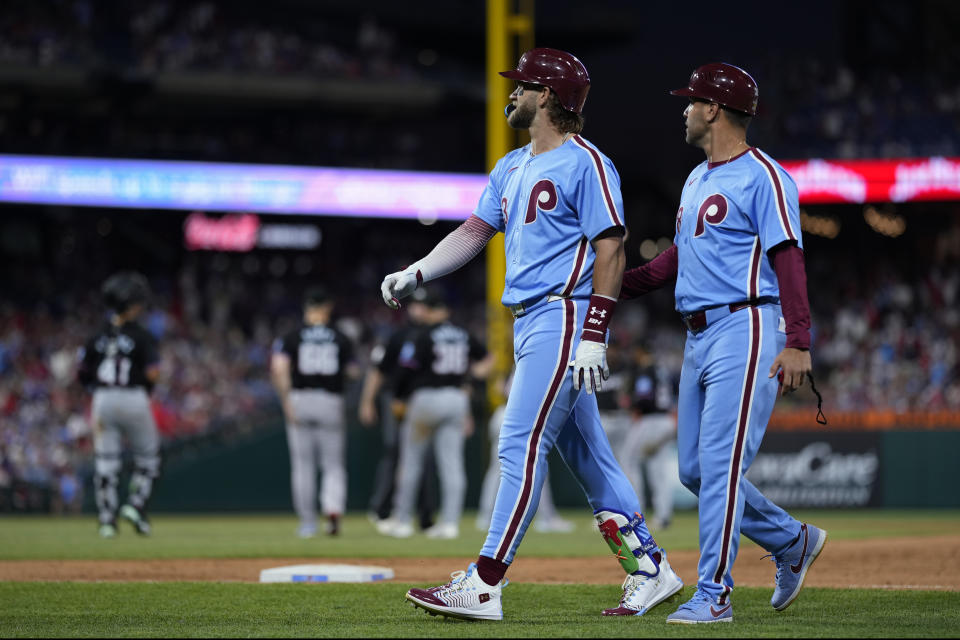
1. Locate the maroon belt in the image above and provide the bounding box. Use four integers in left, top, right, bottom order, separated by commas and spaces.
681, 298, 776, 333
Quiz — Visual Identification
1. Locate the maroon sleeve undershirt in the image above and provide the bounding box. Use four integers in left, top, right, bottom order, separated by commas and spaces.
770, 242, 811, 350
619, 244, 678, 300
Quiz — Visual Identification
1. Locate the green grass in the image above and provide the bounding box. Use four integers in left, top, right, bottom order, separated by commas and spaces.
2, 510, 958, 637
2, 509, 958, 560
1, 582, 957, 638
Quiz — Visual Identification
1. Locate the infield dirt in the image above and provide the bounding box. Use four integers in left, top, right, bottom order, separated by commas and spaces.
2, 535, 957, 590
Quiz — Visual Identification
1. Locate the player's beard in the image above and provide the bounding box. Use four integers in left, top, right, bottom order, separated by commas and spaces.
508, 102, 535, 129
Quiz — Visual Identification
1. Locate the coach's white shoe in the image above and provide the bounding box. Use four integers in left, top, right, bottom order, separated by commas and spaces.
375, 517, 414, 538
406, 563, 506, 621
424, 522, 459, 539
602, 550, 684, 616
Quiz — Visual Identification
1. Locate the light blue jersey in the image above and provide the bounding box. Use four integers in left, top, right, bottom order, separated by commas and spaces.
672, 146, 807, 606
473, 135, 624, 307
673, 147, 802, 313
472, 135, 658, 571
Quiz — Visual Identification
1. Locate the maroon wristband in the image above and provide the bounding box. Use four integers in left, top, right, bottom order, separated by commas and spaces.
582, 294, 616, 343
400, 265, 424, 289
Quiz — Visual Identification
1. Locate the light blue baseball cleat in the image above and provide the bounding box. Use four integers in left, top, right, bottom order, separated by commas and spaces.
771, 523, 828, 611
666, 589, 733, 624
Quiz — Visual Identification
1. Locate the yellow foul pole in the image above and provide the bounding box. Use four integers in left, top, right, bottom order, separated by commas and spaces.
486, 0, 533, 410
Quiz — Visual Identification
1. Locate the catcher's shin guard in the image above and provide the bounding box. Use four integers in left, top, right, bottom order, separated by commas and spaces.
127, 455, 160, 510
595, 508, 658, 574
94, 454, 122, 525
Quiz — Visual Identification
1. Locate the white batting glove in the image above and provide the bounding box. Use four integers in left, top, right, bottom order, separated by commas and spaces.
380, 267, 420, 309
570, 339, 609, 394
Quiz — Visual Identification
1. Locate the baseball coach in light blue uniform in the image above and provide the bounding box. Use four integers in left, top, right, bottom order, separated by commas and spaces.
620, 62, 828, 624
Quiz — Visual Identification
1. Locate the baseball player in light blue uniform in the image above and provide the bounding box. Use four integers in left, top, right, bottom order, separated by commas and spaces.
380, 48, 682, 621
621, 63, 827, 624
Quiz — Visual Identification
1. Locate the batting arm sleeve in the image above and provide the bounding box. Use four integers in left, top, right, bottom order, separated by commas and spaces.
770, 242, 811, 350
411, 215, 498, 283
620, 244, 678, 300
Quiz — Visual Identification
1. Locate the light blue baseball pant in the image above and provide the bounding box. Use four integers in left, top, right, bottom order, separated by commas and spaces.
480, 298, 654, 564
677, 302, 803, 605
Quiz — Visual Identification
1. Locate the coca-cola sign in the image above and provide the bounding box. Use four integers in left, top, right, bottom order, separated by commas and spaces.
184, 212, 259, 251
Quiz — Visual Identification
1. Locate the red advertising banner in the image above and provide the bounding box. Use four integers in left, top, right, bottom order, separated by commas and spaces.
781, 157, 960, 204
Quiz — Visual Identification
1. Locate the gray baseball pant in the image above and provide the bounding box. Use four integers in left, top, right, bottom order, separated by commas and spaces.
286, 389, 346, 528
91, 387, 160, 525
392, 387, 468, 528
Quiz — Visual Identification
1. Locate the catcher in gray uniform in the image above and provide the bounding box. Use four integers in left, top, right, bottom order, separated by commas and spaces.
77, 271, 161, 538
271, 287, 354, 538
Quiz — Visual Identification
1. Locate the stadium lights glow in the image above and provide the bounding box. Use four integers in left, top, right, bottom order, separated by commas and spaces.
1, 155, 959, 219
799, 209, 841, 239
863, 206, 906, 238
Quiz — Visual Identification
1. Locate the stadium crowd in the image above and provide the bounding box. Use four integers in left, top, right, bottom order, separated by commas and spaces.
2, 2, 959, 167
1, 1, 957, 515
2, 224, 958, 512
752, 54, 960, 160
0, 0, 421, 79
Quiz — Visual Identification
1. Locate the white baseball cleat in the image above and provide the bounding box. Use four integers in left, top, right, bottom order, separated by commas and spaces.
602, 550, 684, 616
424, 522, 459, 539
375, 517, 414, 538
406, 563, 506, 621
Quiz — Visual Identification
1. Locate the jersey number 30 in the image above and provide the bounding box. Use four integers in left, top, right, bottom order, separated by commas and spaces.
433, 342, 468, 375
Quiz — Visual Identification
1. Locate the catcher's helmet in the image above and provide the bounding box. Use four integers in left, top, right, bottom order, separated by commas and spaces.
500, 47, 590, 114
670, 62, 758, 116
101, 271, 150, 314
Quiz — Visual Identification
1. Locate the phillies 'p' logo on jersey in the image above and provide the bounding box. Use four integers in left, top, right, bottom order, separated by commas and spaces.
676, 206, 683, 234
525, 179, 558, 224
694, 193, 729, 237
501, 196, 509, 225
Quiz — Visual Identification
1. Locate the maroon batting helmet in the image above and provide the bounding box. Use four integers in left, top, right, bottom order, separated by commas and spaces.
500, 47, 591, 114
670, 62, 758, 116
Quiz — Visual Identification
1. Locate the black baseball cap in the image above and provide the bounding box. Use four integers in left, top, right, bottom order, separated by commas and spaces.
410, 287, 446, 309
303, 286, 332, 307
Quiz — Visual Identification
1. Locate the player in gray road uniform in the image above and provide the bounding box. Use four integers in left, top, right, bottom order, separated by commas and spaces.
376, 289, 493, 539
77, 271, 161, 538
271, 287, 354, 538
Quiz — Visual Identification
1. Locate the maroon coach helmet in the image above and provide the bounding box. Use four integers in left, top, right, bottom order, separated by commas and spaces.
500, 47, 591, 114
670, 62, 758, 116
